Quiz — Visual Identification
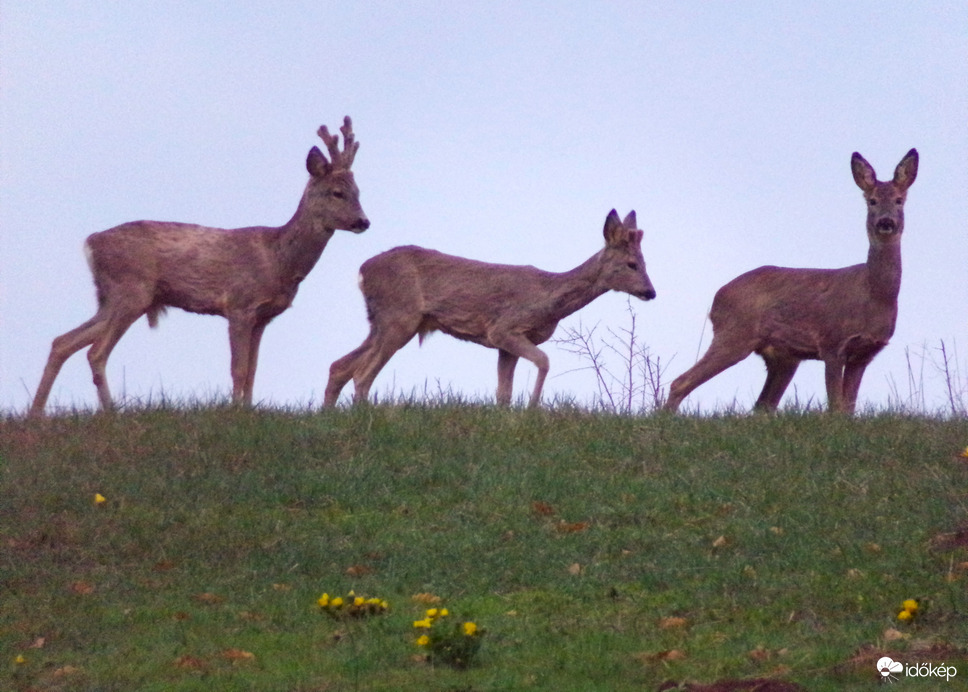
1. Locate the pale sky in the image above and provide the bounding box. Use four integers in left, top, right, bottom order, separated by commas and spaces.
2, 2, 966, 414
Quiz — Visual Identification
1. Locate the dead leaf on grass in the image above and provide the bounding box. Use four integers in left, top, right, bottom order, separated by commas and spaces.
69, 581, 95, 595
556, 520, 590, 534
28, 637, 46, 649
193, 592, 224, 605
636, 649, 687, 663
174, 655, 206, 670
52, 665, 82, 678
659, 616, 688, 629
567, 562, 583, 575
221, 648, 255, 663
532, 501, 556, 516
345, 564, 374, 577
883, 627, 909, 641
712, 535, 728, 548
411, 592, 442, 605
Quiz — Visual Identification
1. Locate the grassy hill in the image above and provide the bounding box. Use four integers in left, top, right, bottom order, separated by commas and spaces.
2, 404, 967, 690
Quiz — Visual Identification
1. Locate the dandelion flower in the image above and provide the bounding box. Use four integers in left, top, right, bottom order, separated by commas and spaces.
94, 493, 107, 505
439, 608, 449, 617
416, 634, 430, 646
14, 654, 26, 665
330, 597, 344, 608
960, 446, 968, 459
902, 599, 919, 614
413, 618, 432, 629
426, 608, 438, 618
463, 621, 478, 636
897, 609, 913, 622
354, 596, 365, 607
317, 593, 330, 607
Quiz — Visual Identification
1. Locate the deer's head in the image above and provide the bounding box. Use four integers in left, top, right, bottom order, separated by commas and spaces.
600, 209, 656, 301
851, 148, 918, 244
303, 116, 370, 233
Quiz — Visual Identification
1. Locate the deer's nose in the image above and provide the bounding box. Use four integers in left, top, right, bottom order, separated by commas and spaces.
352, 217, 371, 232
875, 218, 898, 235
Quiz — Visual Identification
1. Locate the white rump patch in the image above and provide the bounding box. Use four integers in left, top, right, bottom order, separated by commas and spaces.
83, 239, 95, 271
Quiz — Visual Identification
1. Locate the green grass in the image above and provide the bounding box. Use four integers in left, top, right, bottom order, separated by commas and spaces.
2, 404, 967, 690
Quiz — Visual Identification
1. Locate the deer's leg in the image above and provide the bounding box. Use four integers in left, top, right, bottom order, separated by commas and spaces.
496, 349, 519, 406
324, 333, 376, 406
240, 321, 268, 406
664, 335, 755, 412
754, 354, 800, 411
86, 308, 145, 410
840, 360, 871, 415
490, 334, 549, 408
29, 314, 109, 416
350, 322, 419, 404
228, 315, 258, 405
823, 358, 847, 413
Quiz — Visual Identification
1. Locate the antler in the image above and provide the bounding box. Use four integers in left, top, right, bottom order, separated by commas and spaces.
316, 116, 359, 170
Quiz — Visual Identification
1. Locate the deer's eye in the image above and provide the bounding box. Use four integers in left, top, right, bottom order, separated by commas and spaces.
626, 261, 638, 270
895, 198, 903, 205
868, 198, 878, 206
331, 189, 346, 199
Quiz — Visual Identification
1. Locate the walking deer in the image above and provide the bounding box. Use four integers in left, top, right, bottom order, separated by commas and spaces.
663, 148, 918, 414
29, 117, 368, 416
324, 209, 656, 407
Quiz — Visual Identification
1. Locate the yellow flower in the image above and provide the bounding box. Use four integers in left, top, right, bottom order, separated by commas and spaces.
439, 608, 449, 617
416, 634, 430, 646
463, 621, 478, 636
902, 599, 919, 614
897, 609, 913, 621
330, 597, 344, 608
354, 596, 365, 607
14, 654, 26, 665
960, 446, 968, 458
413, 618, 432, 628
94, 493, 107, 505
426, 608, 438, 618
317, 593, 330, 607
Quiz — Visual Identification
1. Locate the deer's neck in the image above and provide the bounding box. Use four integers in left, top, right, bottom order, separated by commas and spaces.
866, 239, 902, 303
547, 252, 609, 320
275, 198, 335, 283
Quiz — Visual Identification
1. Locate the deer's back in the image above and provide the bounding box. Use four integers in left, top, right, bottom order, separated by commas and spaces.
360, 245, 561, 345
710, 263, 897, 360
86, 221, 284, 317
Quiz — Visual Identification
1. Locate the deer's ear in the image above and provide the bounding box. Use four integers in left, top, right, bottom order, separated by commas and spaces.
307, 146, 331, 178
893, 148, 918, 191
603, 209, 624, 245
622, 210, 637, 229
850, 152, 876, 193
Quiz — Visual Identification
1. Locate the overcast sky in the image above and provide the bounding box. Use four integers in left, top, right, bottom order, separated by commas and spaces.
2, 2, 966, 414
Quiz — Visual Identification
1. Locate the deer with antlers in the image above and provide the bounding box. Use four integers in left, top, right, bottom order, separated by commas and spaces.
324, 210, 656, 408
29, 117, 368, 416
663, 148, 918, 414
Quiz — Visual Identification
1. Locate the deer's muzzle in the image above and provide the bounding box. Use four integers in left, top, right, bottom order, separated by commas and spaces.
874, 218, 898, 235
